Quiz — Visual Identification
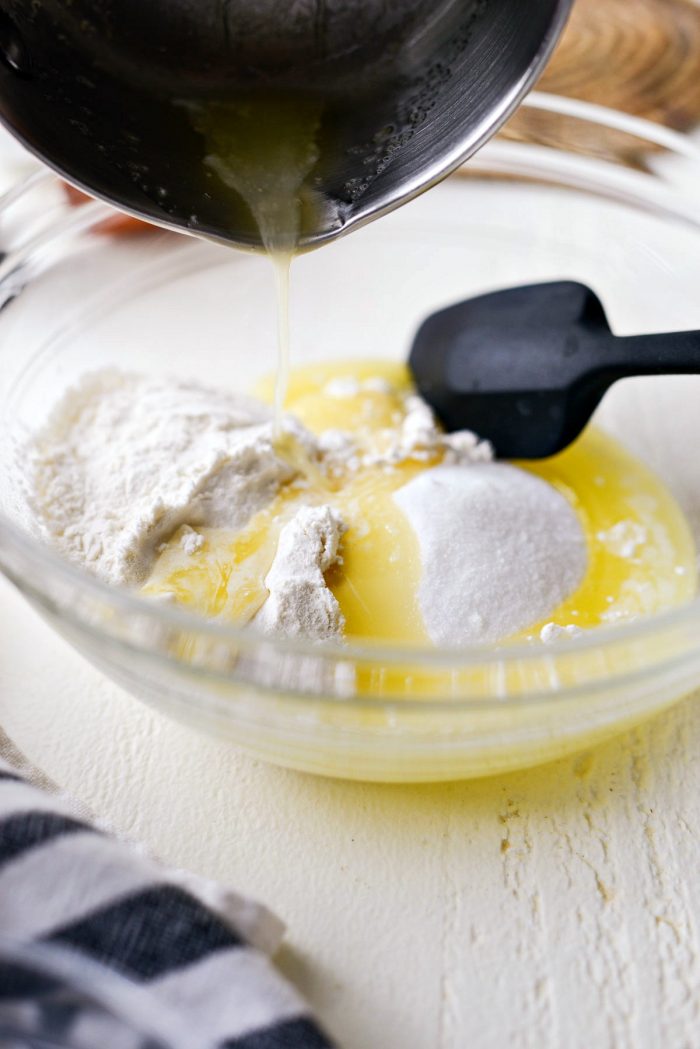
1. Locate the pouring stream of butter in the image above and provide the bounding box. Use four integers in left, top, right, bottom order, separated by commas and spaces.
185, 97, 324, 428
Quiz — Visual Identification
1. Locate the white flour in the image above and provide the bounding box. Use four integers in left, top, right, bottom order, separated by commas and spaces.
254, 505, 346, 640
540, 622, 584, 643
393, 463, 587, 645
180, 525, 205, 556
320, 377, 493, 472
27, 371, 309, 586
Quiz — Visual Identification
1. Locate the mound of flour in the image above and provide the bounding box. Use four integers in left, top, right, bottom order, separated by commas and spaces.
254, 505, 346, 641
27, 370, 317, 586
393, 463, 587, 645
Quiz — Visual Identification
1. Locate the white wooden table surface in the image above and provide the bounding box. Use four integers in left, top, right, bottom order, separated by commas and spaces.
2, 577, 700, 1049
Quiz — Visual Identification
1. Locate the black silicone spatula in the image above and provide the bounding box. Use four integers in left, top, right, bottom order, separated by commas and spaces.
409, 281, 700, 459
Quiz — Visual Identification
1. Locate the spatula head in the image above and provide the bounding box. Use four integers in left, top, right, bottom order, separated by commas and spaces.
409, 281, 615, 459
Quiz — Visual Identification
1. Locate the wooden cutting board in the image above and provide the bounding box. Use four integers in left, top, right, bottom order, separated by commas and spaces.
503, 0, 700, 162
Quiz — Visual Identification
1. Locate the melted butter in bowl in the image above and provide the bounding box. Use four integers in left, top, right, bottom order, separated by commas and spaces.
22, 355, 700, 779
143, 361, 697, 648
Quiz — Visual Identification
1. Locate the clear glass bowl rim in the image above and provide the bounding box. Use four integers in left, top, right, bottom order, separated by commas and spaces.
2, 93, 700, 686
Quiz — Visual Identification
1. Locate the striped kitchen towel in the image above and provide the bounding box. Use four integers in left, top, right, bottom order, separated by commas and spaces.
0, 732, 334, 1049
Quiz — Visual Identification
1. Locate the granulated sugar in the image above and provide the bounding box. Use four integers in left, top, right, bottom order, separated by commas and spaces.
393, 463, 587, 645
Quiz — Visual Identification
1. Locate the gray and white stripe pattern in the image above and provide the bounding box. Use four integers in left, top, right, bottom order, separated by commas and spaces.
0, 756, 334, 1049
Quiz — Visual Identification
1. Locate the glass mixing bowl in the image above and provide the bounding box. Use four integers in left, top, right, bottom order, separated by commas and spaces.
1, 94, 700, 783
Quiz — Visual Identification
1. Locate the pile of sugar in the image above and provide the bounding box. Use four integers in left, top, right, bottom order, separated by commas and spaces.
394, 463, 587, 645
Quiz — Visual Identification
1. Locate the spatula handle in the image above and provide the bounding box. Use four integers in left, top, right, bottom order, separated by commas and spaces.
608, 330, 700, 376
